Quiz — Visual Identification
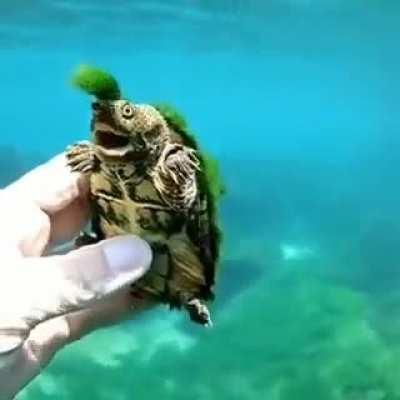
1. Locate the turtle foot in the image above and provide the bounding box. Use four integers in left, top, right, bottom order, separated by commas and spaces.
185, 297, 213, 327
66, 141, 97, 173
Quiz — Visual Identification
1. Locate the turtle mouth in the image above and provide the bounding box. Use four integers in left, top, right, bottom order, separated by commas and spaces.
93, 120, 150, 160
96, 130, 130, 149
95, 130, 134, 157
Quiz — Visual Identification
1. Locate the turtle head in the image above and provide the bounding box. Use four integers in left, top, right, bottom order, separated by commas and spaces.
91, 100, 169, 162
72, 65, 168, 162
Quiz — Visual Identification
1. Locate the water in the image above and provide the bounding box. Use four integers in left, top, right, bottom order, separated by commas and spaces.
2, 0, 400, 398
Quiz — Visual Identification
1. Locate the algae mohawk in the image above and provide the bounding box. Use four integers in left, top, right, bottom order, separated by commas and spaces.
72, 65, 121, 100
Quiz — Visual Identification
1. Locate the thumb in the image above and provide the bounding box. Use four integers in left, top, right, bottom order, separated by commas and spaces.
0, 235, 152, 353
30, 235, 153, 323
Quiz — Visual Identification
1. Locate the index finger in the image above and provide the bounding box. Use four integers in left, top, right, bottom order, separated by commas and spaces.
49, 194, 91, 247
6, 153, 90, 215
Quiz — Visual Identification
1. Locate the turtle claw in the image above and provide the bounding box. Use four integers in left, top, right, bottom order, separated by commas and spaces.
185, 298, 212, 327
187, 149, 201, 170
164, 149, 199, 184
70, 160, 93, 173
66, 141, 97, 174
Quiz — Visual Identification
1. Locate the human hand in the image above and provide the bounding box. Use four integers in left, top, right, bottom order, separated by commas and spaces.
0, 154, 152, 399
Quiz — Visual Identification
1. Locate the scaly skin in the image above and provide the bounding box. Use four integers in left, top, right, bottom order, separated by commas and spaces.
152, 142, 200, 212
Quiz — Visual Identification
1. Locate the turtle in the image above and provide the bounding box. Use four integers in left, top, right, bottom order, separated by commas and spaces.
65, 65, 224, 326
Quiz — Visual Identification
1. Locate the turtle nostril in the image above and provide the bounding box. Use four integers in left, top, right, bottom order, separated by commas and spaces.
92, 101, 100, 111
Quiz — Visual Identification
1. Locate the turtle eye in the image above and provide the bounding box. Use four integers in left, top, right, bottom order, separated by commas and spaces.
122, 103, 134, 119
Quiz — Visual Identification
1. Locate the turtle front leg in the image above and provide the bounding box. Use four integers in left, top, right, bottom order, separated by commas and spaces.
66, 140, 98, 173
152, 143, 200, 212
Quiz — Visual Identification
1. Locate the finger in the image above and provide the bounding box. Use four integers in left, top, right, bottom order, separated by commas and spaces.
19, 291, 155, 370
37, 235, 152, 318
3, 236, 151, 334
65, 291, 155, 343
65, 291, 136, 342
0, 194, 51, 257
0, 192, 88, 258
5, 153, 90, 216
48, 195, 91, 246
0, 193, 89, 257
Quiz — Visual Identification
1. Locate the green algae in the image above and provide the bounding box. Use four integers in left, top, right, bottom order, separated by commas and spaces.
154, 102, 225, 265
72, 65, 121, 100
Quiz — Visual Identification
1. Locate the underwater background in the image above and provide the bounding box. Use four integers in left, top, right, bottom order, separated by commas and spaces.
1, 0, 400, 398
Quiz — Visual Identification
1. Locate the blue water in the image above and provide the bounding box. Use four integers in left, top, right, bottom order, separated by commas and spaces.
2, 1, 400, 398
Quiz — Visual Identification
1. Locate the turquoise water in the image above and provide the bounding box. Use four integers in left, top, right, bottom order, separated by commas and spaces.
2, 0, 400, 398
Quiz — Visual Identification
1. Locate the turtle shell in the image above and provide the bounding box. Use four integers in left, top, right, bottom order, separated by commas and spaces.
90, 106, 223, 325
